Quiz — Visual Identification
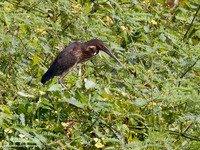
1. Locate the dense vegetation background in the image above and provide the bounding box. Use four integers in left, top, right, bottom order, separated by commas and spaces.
0, 0, 200, 149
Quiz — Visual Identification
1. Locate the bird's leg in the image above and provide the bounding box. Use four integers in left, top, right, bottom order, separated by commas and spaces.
58, 80, 67, 89
58, 63, 77, 91
59, 71, 70, 90
58, 74, 71, 93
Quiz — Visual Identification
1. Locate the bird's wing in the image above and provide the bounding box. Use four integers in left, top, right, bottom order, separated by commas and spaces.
41, 42, 82, 84
49, 47, 79, 76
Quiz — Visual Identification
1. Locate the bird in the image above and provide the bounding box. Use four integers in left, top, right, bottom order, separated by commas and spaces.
41, 39, 122, 89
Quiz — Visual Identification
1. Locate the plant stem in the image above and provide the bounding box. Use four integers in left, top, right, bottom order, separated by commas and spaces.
183, 5, 200, 41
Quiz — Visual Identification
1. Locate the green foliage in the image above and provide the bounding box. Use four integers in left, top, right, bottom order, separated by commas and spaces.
1, 0, 200, 149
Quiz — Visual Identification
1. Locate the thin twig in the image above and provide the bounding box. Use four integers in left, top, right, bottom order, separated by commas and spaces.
138, 0, 150, 11
128, 126, 200, 141
180, 58, 199, 79
26, 0, 43, 12
48, 29, 64, 49
183, 5, 200, 41
183, 122, 193, 134
6, 0, 45, 14
152, 129, 200, 141
151, 56, 154, 130
66, 119, 87, 123
61, 22, 74, 33
167, 130, 200, 141
178, 57, 199, 87
83, 116, 98, 134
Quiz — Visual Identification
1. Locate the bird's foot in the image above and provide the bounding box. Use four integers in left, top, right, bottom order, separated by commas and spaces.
60, 83, 71, 93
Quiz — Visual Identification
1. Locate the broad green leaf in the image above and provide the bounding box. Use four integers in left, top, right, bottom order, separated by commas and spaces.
62, 97, 84, 108
17, 92, 34, 98
85, 80, 96, 89
33, 53, 39, 65
47, 84, 62, 91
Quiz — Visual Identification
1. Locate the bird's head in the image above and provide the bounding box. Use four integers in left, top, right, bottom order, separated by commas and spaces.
85, 39, 122, 65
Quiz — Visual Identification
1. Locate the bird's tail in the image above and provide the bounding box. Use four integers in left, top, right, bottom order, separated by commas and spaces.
41, 69, 56, 84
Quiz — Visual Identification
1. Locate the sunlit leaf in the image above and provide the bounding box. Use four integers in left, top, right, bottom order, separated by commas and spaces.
62, 97, 84, 108
17, 92, 34, 98
33, 53, 39, 65
47, 84, 62, 91
85, 80, 96, 89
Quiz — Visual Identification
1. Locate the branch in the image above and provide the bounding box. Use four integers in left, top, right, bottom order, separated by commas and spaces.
183, 5, 200, 41
178, 57, 199, 86
167, 130, 200, 141
6, 0, 45, 14
61, 22, 74, 33
152, 128, 200, 141
48, 29, 64, 49
129, 126, 200, 141
138, 0, 150, 11
180, 58, 199, 79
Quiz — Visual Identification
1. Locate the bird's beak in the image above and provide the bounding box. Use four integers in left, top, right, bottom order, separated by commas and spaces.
101, 46, 122, 65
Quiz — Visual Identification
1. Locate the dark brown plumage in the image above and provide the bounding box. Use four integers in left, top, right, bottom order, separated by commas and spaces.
41, 39, 121, 88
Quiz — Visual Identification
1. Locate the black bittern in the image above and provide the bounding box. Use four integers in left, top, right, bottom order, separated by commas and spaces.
41, 39, 121, 88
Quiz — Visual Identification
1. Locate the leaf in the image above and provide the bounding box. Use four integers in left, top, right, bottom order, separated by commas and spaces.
134, 98, 147, 106
41, 100, 53, 107
62, 97, 84, 108
2, 106, 12, 113
85, 80, 96, 89
144, 26, 150, 32
18, 104, 26, 114
47, 84, 62, 91
159, 33, 166, 42
128, 113, 145, 120
104, 138, 120, 143
19, 113, 25, 126
33, 53, 39, 65
17, 92, 34, 98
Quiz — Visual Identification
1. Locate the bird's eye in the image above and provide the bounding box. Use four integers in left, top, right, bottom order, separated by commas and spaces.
87, 46, 96, 51
89, 47, 95, 51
